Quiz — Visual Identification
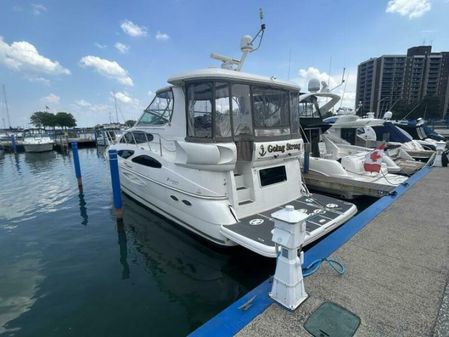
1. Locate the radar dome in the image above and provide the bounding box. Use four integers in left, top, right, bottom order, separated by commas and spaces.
308, 78, 320, 93
383, 111, 393, 120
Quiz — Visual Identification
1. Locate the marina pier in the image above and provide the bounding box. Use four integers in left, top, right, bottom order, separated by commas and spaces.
191, 166, 449, 337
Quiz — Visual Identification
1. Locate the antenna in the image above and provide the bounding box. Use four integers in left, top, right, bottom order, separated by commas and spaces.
2, 84, 11, 128
211, 8, 266, 71
329, 67, 346, 92
339, 69, 349, 110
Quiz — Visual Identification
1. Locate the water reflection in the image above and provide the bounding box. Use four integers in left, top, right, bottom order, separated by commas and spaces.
121, 195, 274, 329
78, 192, 88, 225
0, 254, 45, 334
24, 152, 57, 172
13, 153, 21, 175
117, 220, 130, 279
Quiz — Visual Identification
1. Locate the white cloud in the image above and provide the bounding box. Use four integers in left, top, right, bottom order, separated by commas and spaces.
74, 99, 91, 108
94, 42, 107, 49
148, 90, 154, 97
114, 42, 130, 54
31, 3, 47, 16
120, 20, 147, 37
0, 37, 70, 77
41, 93, 60, 105
112, 91, 139, 106
386, 0, 431, 19
155, 31, 170, 41
295, 66, 357, 109
79, 55, 133, 86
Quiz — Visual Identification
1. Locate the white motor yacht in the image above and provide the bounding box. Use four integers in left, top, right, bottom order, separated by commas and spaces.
109, 30, 357, 257
298, 84, 408, 198
23, 130, 54, 153
325, 112, 434, 161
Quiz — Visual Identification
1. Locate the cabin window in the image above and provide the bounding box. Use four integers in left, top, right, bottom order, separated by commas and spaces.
120, 132, 153, 144
131, 155, 162, 168
214, 82, 232, 138
299, 96, 321, 118
259, 166, 287, 187
187, 82, 213, 138
117, 149, 134, 159
231, 84, 253, 137
132, 131, 153, 143
290, 92, 300, 135
252, 86, 290, 137
121, 132, 135, 144
138, 89, 174, 126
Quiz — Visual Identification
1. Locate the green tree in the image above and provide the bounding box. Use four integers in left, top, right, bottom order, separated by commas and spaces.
30, 111, 56, 128
55, 112, 77, 129
125, 120, 136, 127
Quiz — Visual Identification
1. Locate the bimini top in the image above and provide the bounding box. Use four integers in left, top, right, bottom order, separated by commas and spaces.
168, 68, 300, 91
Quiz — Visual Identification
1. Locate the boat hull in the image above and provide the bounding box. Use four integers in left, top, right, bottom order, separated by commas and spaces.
119, 166, 357, 256
24, 143, 54, 153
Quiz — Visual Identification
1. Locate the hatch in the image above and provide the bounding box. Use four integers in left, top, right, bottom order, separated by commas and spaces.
220, 193, 356, 257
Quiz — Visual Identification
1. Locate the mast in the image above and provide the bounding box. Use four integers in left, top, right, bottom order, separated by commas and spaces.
2, 84, 11, 128
113, 91, 119, 124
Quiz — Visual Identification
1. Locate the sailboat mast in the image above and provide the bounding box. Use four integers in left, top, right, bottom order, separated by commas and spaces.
2, 84, 11, 128
113, 92, 119, 124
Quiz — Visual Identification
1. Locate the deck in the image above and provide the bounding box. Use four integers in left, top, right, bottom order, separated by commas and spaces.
191, 167, 449, 337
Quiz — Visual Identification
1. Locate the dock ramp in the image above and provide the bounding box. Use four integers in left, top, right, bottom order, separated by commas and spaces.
221, 194, 357, 257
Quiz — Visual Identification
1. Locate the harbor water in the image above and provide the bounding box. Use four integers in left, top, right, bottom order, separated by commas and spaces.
0, 149, 275, 337
0, 149, 376, 336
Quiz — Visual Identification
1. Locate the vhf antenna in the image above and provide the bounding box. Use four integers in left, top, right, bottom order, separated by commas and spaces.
211, 8, 266, 71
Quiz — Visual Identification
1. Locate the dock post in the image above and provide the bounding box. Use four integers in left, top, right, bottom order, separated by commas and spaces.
11, 134, 17, 153
270, 205, 309, 310
71, 142, 83, 190
303, 142, 311, 173
108, 149, 123, 219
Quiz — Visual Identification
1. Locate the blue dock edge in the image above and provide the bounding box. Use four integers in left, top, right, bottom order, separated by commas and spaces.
189, 166, 433, 337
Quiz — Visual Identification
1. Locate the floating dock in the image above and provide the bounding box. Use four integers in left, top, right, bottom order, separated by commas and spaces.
302, 170, 397, 199
191, 166, 449, 336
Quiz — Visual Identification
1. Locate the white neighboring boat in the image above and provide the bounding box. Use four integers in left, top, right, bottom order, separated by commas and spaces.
109, 27, 357, 257
23, 130, 54, 153
325, 112, 434, 161
298, 84, 408, 199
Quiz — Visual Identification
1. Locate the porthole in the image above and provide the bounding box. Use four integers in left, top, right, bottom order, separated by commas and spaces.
170, 195, 178, 201
182, 200, 192, 206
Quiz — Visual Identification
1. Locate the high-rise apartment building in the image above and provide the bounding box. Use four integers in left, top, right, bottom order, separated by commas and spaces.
356, 46, 449, 118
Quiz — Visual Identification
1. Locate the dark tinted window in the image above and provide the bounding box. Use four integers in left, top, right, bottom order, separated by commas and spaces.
117, 149, 134, 159
259, 166, 287, 187
131, 155, 162, 168
133, 131, 154, 143
120, 132, 135, 144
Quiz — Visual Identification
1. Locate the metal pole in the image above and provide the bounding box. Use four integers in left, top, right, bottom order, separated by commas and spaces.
303, 143, 311, 173
71, 142, 83, 189
10, 134, 16, 153
108, 149, 123, 219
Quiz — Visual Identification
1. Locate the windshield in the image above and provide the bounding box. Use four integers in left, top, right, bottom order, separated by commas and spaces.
137, 89, 174, 126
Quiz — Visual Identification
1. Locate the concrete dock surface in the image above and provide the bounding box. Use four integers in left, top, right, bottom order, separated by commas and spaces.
237, 168, 449, 337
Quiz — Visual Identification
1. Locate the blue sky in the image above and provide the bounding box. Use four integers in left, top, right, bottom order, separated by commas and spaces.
0, 0, 448, 127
